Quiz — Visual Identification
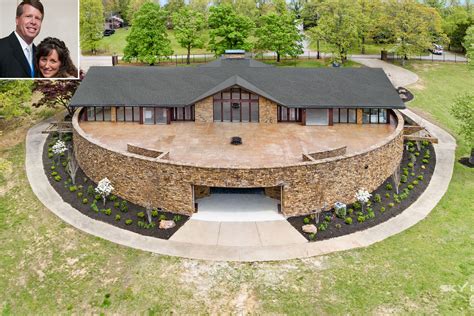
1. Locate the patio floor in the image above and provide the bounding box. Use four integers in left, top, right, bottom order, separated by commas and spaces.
79, 121, 396, 167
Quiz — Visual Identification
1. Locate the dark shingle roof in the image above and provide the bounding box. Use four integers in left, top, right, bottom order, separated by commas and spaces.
70, 58, 405, 109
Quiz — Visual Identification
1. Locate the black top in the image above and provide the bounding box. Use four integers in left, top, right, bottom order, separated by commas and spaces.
0, 32, 35, 78
71, 58, 405, 109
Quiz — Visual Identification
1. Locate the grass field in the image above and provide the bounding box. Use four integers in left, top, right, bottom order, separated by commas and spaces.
0, 63, 473, 314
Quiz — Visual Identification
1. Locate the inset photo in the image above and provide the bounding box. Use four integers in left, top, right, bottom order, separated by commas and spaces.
0, 0, 79, 79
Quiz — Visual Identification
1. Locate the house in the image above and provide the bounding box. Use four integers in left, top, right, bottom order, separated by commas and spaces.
70, 53, 405, 216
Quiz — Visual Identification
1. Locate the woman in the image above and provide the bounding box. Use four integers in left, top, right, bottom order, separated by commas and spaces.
35, 37, 78, 78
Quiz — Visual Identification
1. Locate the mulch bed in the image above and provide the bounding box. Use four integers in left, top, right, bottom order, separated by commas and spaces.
288, 140, 436, 241
459, 157, 474, 168
43, 133, 188, 240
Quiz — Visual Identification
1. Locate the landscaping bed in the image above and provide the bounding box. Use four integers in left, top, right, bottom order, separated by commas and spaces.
288, 140, 436, 241
42, 132, 189, 239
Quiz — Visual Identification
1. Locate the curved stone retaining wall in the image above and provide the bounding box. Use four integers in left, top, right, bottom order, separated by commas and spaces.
73, 110, 404, 216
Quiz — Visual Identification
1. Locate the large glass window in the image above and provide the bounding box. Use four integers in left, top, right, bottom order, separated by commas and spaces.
362, 108, 389, 124
348, 109, 357, 123
117, 107, 125, 121
87, 107, 95, 121
172, 105, 194, 121
133, 107, 140, 122
332, 108, 356, 124
362, 108, 371, 124
379, 109, 387, 123
85, 107, 111, 121
144, 107, 154, 124
278, 106, 301, 122
103, 107, 111, 121
213, 88, 259, 122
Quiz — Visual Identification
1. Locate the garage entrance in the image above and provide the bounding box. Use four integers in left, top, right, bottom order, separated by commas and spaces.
193, 186, 283, 221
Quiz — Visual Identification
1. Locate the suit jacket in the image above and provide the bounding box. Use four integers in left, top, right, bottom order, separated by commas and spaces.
0, 32, 36, 78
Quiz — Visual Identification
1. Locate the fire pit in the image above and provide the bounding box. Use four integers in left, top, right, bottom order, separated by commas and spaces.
231, 136, 242, 145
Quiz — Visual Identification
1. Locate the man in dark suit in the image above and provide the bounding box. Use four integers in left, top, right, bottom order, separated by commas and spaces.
0, 0, 44, 78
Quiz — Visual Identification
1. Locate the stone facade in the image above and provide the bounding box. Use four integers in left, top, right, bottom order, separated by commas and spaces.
305, 146, 347, 161
194, 185, 210, 199
259, 97, 278, 124
73, 110, 404, 217
194, 96, 213, 123
127, 144, 163, 158
264, 186, 281, 201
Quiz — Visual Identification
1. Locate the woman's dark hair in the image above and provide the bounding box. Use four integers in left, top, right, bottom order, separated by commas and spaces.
35, 37, 78, 78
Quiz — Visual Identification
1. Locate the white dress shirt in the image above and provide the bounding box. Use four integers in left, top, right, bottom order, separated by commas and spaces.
14, 31, 34, 73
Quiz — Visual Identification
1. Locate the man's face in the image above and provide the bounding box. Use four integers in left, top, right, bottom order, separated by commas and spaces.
16, 4, 43, 44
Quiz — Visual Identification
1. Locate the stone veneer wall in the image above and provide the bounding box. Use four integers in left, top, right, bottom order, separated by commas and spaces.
259, 97, 278, 124
194, 185, 210, 199
307, 146, 347, 160
127, 144, 163, 158
194, 96, 213, 123
73, 110, 404, 217
264, 186, 281, 201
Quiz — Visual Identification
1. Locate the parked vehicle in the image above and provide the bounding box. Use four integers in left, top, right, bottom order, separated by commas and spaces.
429, 44, 443, 55
103, 29, 115, 36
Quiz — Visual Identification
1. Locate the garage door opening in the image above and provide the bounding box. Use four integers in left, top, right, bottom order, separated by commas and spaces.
193, 186, 284, 222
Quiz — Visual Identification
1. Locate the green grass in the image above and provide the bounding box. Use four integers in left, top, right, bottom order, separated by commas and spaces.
0, 63, 473, 314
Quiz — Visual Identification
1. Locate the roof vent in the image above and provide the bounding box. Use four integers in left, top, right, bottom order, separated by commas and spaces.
224, 49, 246, 59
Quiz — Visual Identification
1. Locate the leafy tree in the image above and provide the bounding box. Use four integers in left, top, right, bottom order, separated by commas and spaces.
123, 2, 173, 65
256, 11, 303, 62
33, 81, 81, 117
104, 0, 131, 24
301, 0, 324, 30
208, 4, 254, 55
0, 81, 33, 119
358, 0, 384, 54
173, 8, 207, 64
126, 0, 152, 24
451, 93, 474, 164
189, 0, 211, 17
464, 25, 474, 65
164, 0, 186, 29
383, 0, 442, 65
80, 0, 104, 54
308, 0, 361, 63
442, 5, 473, 50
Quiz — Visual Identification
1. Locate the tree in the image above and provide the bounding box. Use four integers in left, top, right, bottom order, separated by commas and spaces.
451, 93, 474, 164
208, 4, 255, 55
358, 0, 384, 54
383, 0, 442, 66
0, 81, 33, 119
80, 0, 104, 54
308, 0, 361, 63
123, 2, 173, 65
189, 0, 210, 17
164, 0, 185, 29
301, 0, 324, 30
256, 11, 304, 62
442, 5, 473, 51
126, 0, 152, 24
173, 8, 206, 64
464, 25, 474, 65
33, 80, 81, 117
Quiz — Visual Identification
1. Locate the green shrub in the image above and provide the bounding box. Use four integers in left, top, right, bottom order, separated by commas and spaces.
400, 192, 408, 200
159, 214, 167, 221
373, 194, 381, 203
335, 207, 347, 218
125, 219, 133, 225
422, 159, 429, 164
324, 215, 332, 222
385, 183, 393, 190
173, 215, 182, 222
120, 201, 128, 212
388, 202, 395, 208
308, 233, 316, 240
151, 210, 158, 217
95, 194, 101, 201
69, 186, 77, 192
401, 175, 408, 183
385, 193, 390, 199
51, 171, 58, 176
407, 141, 414, 147
90, 202, 99, 213
87, 185, 95, 196
137, 221, 156, 229
357, 215, 365, 223
408, 147, 415, 153
335, 223, 341, 229
48, 153, 54, 159
407, 162, 414, 168
108, 195, 117, 201
353, 201, 361, 210
82, 198, 88, 204
347, 208, 354, 215
403, 169, 409, 176
62, 161, 67, 167
357, 211, 363, 217
303, 217, 310, 224
50, 165, 56, 170
366, 207, 373, 213
137, 212, 145, 218
345, 217, 353, 225
407, 184, 414, 190
77, 191, 83, 198
103, 208, 112, 216
54, 175, 61, 182
417, 175, 424, 181
412, 180, 419, 185
415, 152, 420, 156
115, 214, 121, 221
367, 211, 375, 219
114, 201, 120, 208
318, 222, 328, 231
411, 172, 415, 176
380, 206, 386, 213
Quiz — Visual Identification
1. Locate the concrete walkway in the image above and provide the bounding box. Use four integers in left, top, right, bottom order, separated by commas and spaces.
353, 58, 419, 87
26, 61, 456, 261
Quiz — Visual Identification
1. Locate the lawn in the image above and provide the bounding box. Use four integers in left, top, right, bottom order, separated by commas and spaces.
0, 63, 473, 314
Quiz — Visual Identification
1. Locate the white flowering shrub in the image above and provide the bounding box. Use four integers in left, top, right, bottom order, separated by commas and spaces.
95, 177, 114, 206
355, 189, 372, 204
52, 140, 67, 162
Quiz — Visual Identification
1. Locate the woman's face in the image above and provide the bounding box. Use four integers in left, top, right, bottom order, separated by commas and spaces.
39, 49, 61, 78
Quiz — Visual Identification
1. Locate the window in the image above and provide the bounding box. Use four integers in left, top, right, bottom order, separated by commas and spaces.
125, 107, 134, 121
172, 105, 194, 121
277, 106, 301, 122
333, 109, 339, 123
362, 108, 389, 124
362, 108, 371, 124
95, 107, 104, 121
117, 107, 125, 121
348, 109, 357, 123
379, 109, 387, 123
370, 109, 379, 123
213, 88, 259, 122
339, 108, 348, 123
103, 107, 111, 121
133, 107, 140, 122
87, 107, 95, 121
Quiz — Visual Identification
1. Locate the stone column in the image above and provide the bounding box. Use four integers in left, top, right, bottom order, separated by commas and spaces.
357, 108, 363, 124
195, 97, 213, 123
111, 107, 117, 122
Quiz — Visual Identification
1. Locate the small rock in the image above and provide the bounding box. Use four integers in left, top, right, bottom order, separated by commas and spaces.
159, 220, 176, 230
302, 224, 317, 234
